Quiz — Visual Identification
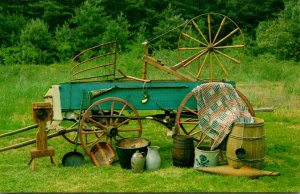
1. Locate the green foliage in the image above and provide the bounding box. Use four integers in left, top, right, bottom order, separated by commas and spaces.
0, 14, 26, 47
69, 0, 110, 52
101, 12, 131, 52
0, 46, 22, 65
225, 0, 284, 36
19, 19, 56, 64
20, 19, 53, 50
255, 0, 300, 61
151, 4, 186, 50
1, 0, 298, 64
54, 23, 75, 61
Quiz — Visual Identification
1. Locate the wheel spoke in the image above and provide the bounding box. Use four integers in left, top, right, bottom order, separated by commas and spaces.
81, 128, 105, 134
179, 121, 199, 124
118, 129, 140, 132
214, 45, 244, 49
178, 47, 206, 51
183, 106, 198, 116
85, 116, 108, 129
212, 16, 226, 44
187, 124, 199, 135
208, 14, 212, 44
116, 118, 130, 128
213, 52, 229, 77
215, 49, 241, 64
197, 52, 209, 78
67, 121, 79, 129
213, 27, 239, 46
97, 104, 109, 126
114, 104, 127, 125
179, 123, 189, 135
209, 52, 213, 80
191, 19, 209, 44
196, 134, 207, 147
181, 32, 207, 47
183, 49, 208, 68
85, 133, 107, 148
189, 129, 202, 136
117, 134, 125, 139
172, 49, 208, 70
110, 100, 115, 124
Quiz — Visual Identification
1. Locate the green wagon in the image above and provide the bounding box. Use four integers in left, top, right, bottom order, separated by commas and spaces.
1, 13, 256, 164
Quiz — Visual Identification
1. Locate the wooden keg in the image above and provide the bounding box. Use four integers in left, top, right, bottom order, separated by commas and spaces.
172, 135, 194, 167
226, 117, 265, 169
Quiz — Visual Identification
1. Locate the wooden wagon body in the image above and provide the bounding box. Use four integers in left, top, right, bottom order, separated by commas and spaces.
0, 13, 261, 167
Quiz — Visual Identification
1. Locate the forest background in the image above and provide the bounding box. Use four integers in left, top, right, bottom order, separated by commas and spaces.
0, 1, 300, 192
0, 0, 299, 65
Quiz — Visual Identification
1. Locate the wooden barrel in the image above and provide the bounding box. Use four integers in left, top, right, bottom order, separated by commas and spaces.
226, 117, 265, 169
172, 135, 194, 167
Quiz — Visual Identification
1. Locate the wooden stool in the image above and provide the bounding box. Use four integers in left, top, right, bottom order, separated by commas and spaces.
28, 102, 57, 170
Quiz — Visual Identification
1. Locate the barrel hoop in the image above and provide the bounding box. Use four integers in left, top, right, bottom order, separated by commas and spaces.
229, 135, 265, 141
227, 156, 265, 163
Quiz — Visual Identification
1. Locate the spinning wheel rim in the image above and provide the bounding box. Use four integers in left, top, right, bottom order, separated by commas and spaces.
177, 12, 245, 81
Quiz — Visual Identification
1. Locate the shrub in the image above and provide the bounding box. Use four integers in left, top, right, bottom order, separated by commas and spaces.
255, 0, 300, 61
101, 12, 131, 53
19, 19, 56, 64
54, 23, 75, 61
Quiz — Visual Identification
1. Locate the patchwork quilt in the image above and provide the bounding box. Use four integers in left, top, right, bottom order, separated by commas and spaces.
192, 82, 254, 150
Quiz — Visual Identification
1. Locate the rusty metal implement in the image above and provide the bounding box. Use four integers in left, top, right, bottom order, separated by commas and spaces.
62, 93, 85, 167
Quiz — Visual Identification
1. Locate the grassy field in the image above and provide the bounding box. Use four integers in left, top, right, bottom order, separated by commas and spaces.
0, 51, 299, 192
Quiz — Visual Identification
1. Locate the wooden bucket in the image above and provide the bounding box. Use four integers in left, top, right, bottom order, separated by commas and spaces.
226, 117, 265, 169
172, 135, 194, 167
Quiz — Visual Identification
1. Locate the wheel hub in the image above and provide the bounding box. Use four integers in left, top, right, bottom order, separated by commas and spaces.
207, 45, 214, 52
105, 127, 118, 137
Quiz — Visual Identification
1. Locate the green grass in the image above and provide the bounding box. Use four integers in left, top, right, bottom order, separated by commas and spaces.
0, 51, 299, 192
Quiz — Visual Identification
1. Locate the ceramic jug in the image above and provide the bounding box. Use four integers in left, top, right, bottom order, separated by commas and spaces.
131, 150, 146, 173
146, 146, 161, 170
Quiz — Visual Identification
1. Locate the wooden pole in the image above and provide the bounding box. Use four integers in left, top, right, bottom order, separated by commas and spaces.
0, 124, 38, 138
142, 41, 149, 80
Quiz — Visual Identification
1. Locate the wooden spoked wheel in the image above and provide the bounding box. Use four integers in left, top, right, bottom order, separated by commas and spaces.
175, 90, 255, 148
177, 13, 244, 80
60, 111, 82, 144
79, 97, 142, 155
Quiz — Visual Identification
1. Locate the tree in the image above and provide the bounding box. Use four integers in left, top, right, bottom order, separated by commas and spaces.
0, 14, 26, 47
54, 23, 75, 61
151, 4, 185, 49
68, 0, 111, 52
20, 19, 56, 64
256, 0, 299, 61
101, 12, 131, 52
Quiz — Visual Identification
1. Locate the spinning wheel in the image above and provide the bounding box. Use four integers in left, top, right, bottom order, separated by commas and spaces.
176, 13, 244, 80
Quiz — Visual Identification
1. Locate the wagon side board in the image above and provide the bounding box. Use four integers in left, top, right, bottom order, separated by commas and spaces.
58, 81, 234, 112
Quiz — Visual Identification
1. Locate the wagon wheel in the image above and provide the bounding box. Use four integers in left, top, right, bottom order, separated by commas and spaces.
60, 111, 82, 144
175, 90, 254, 148
177, 13, 244, 80
79, 97, 142, 155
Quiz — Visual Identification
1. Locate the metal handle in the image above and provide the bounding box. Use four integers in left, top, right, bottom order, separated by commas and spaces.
74, 92, 85, 151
